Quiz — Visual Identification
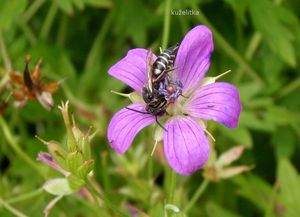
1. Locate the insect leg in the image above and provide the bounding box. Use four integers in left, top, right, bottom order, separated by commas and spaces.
125, 107, 149, 115
155, 116, 167, 132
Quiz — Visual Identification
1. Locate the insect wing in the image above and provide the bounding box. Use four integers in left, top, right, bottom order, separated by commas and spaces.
146, 49, 154, 92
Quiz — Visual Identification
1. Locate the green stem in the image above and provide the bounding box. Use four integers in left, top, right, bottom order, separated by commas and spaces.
183, 179, 209, 213
167, 169, 177, 204
162, 0, 172, 50
0, 116, 47, 179
40, 3, 58, 39
23, 0, 46, 23
0, 198, 28, 217
191, 3, 264, 85
85, 179, 131, 217
7, 188, 43, 204
0, 32, 12, 72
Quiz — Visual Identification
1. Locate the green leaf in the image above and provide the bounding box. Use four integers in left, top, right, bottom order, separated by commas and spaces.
265, 106, 300, 125
219, 126, 253, 148
238, 82, 262, 102
206, 202, 243, 217
272, 127, 296, 159
239, 111, 276, 132
232, 174, 277, 212
278, 159, 300, 217
248, 0, 296, 66
0, 0, 28, 31
43, 178, 74, 195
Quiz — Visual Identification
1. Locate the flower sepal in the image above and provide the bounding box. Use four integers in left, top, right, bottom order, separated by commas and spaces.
36, 136, 67, 169
199, 70, 231, 87
66, 151, 84, 175
43, 178, 74, 196
110, 90, 143, 103
77, 160, 94, 179
203, 145, 253, 181
67, 174, 85, 191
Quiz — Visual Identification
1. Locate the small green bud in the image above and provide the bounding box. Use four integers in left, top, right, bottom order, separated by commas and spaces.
66, 151, 83, 175
58, 101, 77, 151
36, 136, 67, 169
67, 174, 85, 191
77, 160, 94, 179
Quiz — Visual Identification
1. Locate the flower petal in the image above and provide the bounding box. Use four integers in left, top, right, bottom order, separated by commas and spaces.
163, 116, 210, 175
185, 82, 242, 128
108, 49, 156, 93
107, 103, 156, 154
173, 25, 214, 94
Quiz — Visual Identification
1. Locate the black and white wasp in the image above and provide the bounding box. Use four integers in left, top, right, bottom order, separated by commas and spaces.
126, 43, 181, 129
142, 43, 179, 116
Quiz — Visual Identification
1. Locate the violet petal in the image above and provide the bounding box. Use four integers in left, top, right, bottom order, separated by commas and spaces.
163, 116, 210, 175
185, 82, 242, 128
108, 49, 156, 93
173, 25, 214, 94
107, 103, 156, 154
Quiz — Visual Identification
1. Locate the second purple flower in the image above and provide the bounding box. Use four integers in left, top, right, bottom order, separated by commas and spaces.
107, 25, 242, 175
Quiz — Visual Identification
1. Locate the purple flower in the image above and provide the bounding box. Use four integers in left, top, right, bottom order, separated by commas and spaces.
107, 25, 242, 175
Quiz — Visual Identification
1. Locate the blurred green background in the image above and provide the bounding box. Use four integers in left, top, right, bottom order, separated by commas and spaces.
0, 0, 300, 216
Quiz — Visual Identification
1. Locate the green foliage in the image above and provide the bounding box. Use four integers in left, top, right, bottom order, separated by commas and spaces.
0, 0, 300, 216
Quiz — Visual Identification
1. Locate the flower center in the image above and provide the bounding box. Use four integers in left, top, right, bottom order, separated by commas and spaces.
158, 76, 183, 103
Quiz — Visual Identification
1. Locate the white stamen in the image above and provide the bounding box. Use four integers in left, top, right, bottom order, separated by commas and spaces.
110, 90, 130, 98
204, 128, 216, 142
150, 140, 159, 156
214, 70, 231, 80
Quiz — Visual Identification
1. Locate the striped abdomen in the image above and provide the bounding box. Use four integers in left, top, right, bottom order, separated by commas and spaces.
152, 44, 179, 78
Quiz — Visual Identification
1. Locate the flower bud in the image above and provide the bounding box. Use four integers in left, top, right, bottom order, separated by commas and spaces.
36, 136, 67, 169
66, 151, 84, 175
58, 101, 77, 151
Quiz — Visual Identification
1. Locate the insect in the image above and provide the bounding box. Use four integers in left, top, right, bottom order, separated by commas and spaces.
142, 43, 179, 116
126, 44, 180, 130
